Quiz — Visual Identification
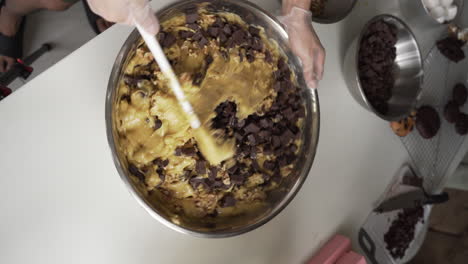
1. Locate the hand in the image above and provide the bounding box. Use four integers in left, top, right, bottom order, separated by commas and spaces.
279, 7, 325, 89
87, 0, 159, 35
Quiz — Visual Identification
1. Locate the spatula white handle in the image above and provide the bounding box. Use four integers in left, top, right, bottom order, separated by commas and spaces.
135, 23, 201, 129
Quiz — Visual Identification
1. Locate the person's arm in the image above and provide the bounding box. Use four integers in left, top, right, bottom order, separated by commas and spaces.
282, 0, 311, 14
280, 0, 325, 89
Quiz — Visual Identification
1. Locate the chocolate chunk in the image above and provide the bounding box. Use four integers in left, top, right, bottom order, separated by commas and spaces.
244, 123, 260, 134
192, 31, 203, 41
246, 49, 255, 63
384, 207, 424, 259
456, 113, 468, 135
208, 26, 220, 37
263, 160, 276, 171
416, 105, 440, 139
181, 146, 197, 156
247, 134, 257, 145
232, 29, 246, 45
280, 129, 295, 145
222, 24, 232, 35
154, 119, 162, 130
196, 160, 206, 175
444, 100, 460, 123
230, 173, 245, 185
193, 72, 204, 86
264, 50, 272, 63
209, 167, 218, 180
220, 194, 236, 207
198, 36, 209, 47
175, 147, 182, 156
248, 26, 260, 36
158, 171, 165, 182
179, 30, 194, 39
205, 55, 213, 66
453, 83, 467, 106
185, 12, 199, 24
128, 164, 145, 182
218, 32, 228, 44
189, 177, 207, 190
272, 135, 281, 149
187, 23, 200, 31
162, 33, 176, 48
228, 164, 238, 174
251, 37, 263, 51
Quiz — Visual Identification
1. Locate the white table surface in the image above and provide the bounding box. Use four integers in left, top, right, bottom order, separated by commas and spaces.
0, 0, 421, 263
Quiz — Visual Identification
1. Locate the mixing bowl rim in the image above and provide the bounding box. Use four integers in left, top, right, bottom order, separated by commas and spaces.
105, 0, 320, 238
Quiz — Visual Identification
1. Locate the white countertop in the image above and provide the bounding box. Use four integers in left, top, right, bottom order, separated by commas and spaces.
0, 0, 426, 263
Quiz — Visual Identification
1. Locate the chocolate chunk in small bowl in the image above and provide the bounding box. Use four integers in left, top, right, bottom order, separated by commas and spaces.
220, 194, 236, 207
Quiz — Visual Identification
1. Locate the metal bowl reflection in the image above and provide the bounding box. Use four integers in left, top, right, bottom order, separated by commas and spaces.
105, 0, 320, 237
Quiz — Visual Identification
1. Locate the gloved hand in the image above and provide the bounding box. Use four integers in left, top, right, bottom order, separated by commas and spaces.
279, 6, 325, 89
87, 0, 159, 35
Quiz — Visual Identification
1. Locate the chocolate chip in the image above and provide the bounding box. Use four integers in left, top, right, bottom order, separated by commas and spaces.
220, 194, 236, 207
158, 172, 165, 182
189, 177, 207, 190
187, 23, 199, 31
230, 173, 245, 185
205, 55, 213, 66
179, 30, 194, 39
263, 160, 276, 171
208, 26, 220, 37
219, 32, 227, 43
154, 119, 162, 130
181, 146, 197, 156
248, 26, 260, 36
196, 160, 206, 175
192, 31, 203, 41
162, 33, 176, 48
222, 24, 232, 35
247, 134, 257, 145
244, 123, 260, 134
272, 135, 281, 149
175, 147, 182, 156
128, 164, 145, 182
209, 167, 218, 180
193, 72, 204, 86
198, 36, 209, 47
251, 37, 263, 51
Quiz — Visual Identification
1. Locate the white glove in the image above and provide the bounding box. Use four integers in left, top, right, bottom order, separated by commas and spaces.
279, 6, 325, 89
87, 0, 159, 35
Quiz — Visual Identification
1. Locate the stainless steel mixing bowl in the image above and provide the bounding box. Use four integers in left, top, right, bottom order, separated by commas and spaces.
344, 14, 424, 121
276, 0, 358, 24
105, 0, 320, 238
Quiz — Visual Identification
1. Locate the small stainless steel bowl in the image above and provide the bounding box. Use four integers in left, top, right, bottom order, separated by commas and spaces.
344, 14, 424, 121
105, 0, 320, 238
400, 0, 464, 26
276, 0, 358, 24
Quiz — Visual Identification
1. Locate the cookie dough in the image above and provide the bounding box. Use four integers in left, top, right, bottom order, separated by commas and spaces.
444, 100, 460, 123
390, 114, 415, 137
416, 105, 440, 139
453, 83, 467, 106
113, 6, 305, 219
